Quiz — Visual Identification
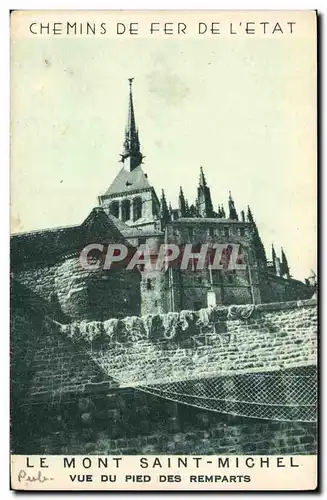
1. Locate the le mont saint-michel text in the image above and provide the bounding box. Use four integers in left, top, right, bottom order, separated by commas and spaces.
28, 20, 297, 36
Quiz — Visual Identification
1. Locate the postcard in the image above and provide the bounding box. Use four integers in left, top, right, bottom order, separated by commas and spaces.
10, 10, 317, 491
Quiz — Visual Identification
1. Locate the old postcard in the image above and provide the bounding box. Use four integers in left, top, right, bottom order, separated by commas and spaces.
10, 10, 317, 491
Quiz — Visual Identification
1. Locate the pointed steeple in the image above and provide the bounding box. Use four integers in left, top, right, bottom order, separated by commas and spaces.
221, 204, 226, 219
228, 191, 238, 220
160, 189, 170, 227
199, 166, 207, 187
185, 199, 190, 217
246, 205, 267, 265
247, 205, 254, 224
120, 78, 144, 171
240, 210, 245, 223
197, 166, 214, 218
179, 186, 187, 217
271, 244, 277, 273
281, 247, 290, 278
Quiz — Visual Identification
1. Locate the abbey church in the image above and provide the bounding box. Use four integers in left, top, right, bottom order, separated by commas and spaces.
10, 80, 313, 322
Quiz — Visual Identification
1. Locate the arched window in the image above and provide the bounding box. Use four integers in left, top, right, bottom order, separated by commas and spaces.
133, 197, 142, 221
121, 199, 131, 222
109, 201, 119, 218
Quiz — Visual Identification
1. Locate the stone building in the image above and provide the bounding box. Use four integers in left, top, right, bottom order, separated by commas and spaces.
96, 78, 312, 315
10, 79, 313, 321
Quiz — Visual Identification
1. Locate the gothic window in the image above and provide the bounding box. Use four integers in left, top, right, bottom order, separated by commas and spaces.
146, 279, 152, 290
121, 199, 131, 222
224, 227, 229, 237
133, 197, 142, 221
208, 227, 214, 237
109, 201, 119, 218
240, 227, 245, 237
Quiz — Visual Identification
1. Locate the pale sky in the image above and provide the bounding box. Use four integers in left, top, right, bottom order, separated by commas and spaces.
11, 33, 316, 280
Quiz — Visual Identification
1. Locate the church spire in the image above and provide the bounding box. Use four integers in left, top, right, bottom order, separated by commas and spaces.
271, 244, 277, 273
247, 205, 254, 224
228, 191, 238, 220
160, 189, 170, 227
199, 166, 207, 187
247, 205, 267, 265
281, 247, 290, 279
197, 166, 214, 217
179, 186, 187, 217
120, 78, 144, 171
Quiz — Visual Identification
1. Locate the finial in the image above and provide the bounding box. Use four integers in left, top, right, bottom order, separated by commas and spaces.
128, 77, 134, 88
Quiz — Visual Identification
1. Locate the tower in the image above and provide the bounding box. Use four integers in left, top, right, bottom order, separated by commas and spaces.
271, 244, 277, 274
98, 79, 160, 231
120, 78, 144, 171
179, 186, 187, 217
160, 189, 171, 228
196, 167, 214, 218
247, 205, 267, 265
228, 191, 238, 220
281, 247, 290, 279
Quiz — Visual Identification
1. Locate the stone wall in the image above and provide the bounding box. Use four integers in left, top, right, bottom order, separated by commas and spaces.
268, 274, 313, 303
61, 299, 317, 384
12, 256, 141, 321
11, 294, 317, 401
11, 290, 317, 455
18, 387, 317, 456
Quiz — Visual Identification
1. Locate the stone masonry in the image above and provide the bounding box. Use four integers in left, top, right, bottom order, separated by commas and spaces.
11, 281, 317, 455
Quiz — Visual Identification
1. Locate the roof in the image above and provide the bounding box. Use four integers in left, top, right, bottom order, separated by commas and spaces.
10, 207, 126, 266
107, 213, 146, 237
104, 165, 151, 196
107, 213, 163, 238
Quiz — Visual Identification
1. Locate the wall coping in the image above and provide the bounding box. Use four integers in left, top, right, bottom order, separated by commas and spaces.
226, 297, 317, 315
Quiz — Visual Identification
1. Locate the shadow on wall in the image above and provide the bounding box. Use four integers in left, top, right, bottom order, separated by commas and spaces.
12, 382, 317, 456
55, 262, 142, 322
